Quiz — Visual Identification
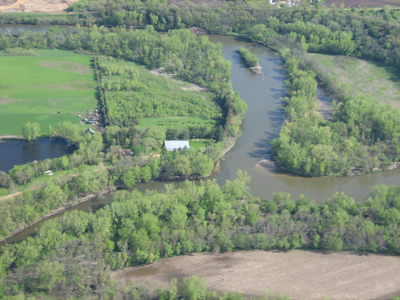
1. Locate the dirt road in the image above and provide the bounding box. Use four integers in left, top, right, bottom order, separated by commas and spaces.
0, 0, 79, 12
112, 250, 400, 300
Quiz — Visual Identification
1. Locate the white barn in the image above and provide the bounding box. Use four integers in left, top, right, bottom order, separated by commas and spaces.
165, 140, 190, 151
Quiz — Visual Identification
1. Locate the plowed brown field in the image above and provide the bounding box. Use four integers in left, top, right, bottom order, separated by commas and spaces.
324, 0, 400, 7
0, 0, 79, 12
112, 250, 400, 300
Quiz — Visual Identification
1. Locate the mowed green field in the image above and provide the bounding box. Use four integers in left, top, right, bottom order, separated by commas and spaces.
138, 116, 223, 129
310, 53, 400, 108
0, 49, 96, 136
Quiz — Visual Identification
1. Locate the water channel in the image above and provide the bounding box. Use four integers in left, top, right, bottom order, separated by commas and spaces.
3, 25, 400, 244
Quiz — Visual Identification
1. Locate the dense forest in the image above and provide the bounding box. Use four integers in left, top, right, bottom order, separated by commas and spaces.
2, 172, 400, 298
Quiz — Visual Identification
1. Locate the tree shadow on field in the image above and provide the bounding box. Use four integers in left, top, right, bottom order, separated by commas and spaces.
299, 248, 396, 257
371, 61, 400, 84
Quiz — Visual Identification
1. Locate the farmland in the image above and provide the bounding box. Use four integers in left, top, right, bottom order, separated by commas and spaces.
310, 53, 400, 109
112, 250, 400, 300
0, 49, 96, 136
323, 0, 400, 8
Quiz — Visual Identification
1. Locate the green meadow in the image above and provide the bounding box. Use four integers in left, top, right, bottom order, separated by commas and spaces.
0, 49, 96, 136
138, 116, 222, 129
310, 53, 400, 108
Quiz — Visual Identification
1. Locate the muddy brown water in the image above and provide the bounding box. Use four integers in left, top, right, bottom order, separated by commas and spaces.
2, 26, 400, 244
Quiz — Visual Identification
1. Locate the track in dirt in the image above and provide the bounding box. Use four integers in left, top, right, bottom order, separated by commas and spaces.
0, 0, 79, 12
112, 250, 400, 300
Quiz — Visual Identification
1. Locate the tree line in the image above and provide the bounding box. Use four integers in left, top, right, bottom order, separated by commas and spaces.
2, 171, 400, 297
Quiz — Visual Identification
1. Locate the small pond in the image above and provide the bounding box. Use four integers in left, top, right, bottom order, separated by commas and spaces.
0, 138, 72, 172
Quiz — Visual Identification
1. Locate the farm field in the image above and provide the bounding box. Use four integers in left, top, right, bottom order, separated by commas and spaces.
0, 0, 79, 12
112, 250, 400, 300
310, 53, 400, 109
324, 0, 400, 8
0, 49, 96, 136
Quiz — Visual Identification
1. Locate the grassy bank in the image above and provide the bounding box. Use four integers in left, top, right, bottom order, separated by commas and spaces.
309, 53, 400, 108
0, 49, 97, 136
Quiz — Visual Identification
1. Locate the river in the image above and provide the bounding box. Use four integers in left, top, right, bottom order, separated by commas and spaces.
3, 25, 400, 244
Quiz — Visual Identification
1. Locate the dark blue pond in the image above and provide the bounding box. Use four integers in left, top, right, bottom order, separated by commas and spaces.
0, 138, 72, 172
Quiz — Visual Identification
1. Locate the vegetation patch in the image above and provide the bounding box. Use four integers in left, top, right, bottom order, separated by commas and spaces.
138, 116, 222, 130
310, 53, 400, 109
0, 49, 96, 136
97, 56, 223, 127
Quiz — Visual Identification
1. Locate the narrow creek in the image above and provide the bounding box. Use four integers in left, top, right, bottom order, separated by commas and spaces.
3, 26, 400, 245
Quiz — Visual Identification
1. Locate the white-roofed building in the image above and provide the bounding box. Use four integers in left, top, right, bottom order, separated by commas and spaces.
165, 140, 190, 151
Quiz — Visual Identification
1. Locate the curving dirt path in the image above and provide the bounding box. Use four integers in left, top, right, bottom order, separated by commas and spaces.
0, 0, 79, 12
112, 250, 400, 300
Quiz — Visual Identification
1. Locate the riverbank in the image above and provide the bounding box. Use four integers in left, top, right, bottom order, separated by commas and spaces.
0, 135, 23, 140
111, 250, 400, 300
257, 157, 400, 178
0, 187, 114, 243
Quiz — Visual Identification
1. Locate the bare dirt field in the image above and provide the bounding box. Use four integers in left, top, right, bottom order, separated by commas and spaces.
112, 250, 400, 300
0, 0, 78, 12
324, 0, 400, 7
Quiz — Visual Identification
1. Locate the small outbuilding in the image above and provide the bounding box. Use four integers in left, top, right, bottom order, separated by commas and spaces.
165, 140, 190, 151
86, 128, 95, 135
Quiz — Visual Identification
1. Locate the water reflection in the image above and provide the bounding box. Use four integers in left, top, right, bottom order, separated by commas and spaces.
0, 138, 72, 172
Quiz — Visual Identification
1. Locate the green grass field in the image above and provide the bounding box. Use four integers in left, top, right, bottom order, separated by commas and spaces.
138, 116, 222, 129
310, 53, 400, 108
0, 49, 97, 136
189, 139, 210, 149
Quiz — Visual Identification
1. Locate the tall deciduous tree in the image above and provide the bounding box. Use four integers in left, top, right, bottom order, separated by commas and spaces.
22, 121, 41, 141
